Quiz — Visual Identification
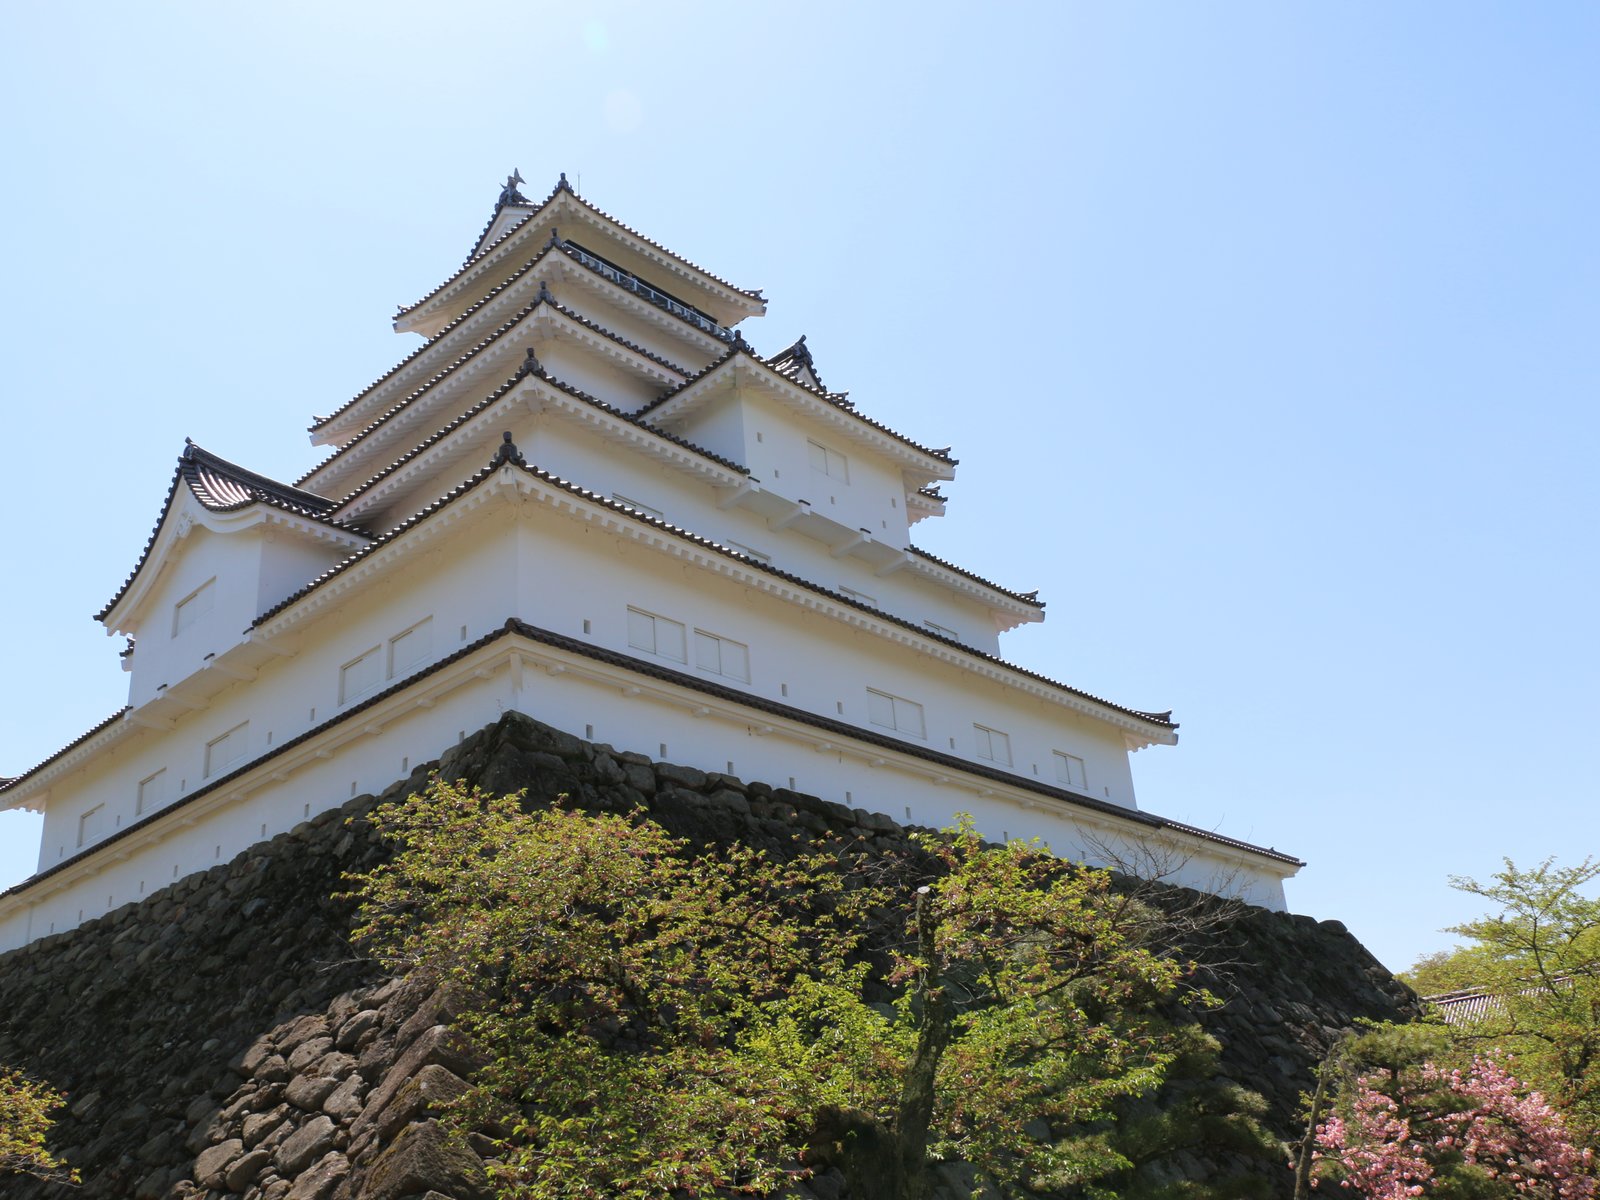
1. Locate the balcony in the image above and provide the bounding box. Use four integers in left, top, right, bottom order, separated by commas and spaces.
561, 242, 733, 341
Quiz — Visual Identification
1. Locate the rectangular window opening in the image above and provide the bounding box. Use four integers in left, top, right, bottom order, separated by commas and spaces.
1054, 752, 1088, 792
204, 722, 249, 778
340, 646, 382, 704
808, 439, 850, 483
388, 617, 434, 679
974, 724, 1012, 766
866, 688, 926, 738
694, 629, 750, 682
136, 768, 167, 816
628, 607, 686, 663
172, 578, 216, 638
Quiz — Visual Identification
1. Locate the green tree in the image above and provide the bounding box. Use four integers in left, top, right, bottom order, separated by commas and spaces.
0, 1067, 76, 1184
345, 779, 1216, 1200
1443, 857, 1600, 1143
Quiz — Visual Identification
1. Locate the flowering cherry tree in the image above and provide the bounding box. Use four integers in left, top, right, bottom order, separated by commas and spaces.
1313, 1055, 1596, 1199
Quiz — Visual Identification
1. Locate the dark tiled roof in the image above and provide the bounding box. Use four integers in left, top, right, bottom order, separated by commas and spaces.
182, 442, 338, 516
396, 174, 763, 324
300, 305, 732, 499
0, 707, 131, 801
314, 242, 696, 436
907, 546, 1044, 610
330, 363, 749, 514
643, 345, 958, 467
301, 290, 702, 489
95, 445, 368, 623
767, 334, 825, 392
258, 457, 1174, 734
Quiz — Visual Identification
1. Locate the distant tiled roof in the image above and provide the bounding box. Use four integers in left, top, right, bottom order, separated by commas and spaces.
330, 363, 749, 513
95, 444, 366, 623
396, 173, 763, 324
302, 298, 712, 492
258, 457, 1175, 735
907, 546, 1043, 611
643, 344, 958, 467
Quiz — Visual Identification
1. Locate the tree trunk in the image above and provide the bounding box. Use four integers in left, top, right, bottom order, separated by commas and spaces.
1292, 1057, 1331, 1200
891, 888, 951, 1200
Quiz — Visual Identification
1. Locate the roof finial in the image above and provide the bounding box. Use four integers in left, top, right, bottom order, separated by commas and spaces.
490, 430, 527, 469
537, 279, 555, 303
546, 226, 562, 250
558, 171, 572, 192
497, 168, 528, 208
519, 346, 545, 378
729, 329, 749, 353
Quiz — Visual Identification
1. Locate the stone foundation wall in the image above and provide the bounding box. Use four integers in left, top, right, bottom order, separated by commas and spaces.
0, 713, 1417, 1199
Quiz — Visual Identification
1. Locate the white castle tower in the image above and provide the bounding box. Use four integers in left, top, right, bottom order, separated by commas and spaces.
0, 174, 1300, 947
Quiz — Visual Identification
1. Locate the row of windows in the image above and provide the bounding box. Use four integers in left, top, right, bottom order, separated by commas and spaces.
627, 607, 750, 683
83, 618, 441, 850
865, 686, 1089, 792
339, 618, 434, 705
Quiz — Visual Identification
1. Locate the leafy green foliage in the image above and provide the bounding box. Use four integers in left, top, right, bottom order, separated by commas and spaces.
1442, 857, 1600, 1143
345, 781, 1226, 1200
0, 1067, 76, 1183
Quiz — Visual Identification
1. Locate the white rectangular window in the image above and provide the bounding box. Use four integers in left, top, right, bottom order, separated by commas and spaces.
839, 586, 878, 608
724, 540, 771, 564
205, 722, 249, 778
340, 646, 382, 704
1054, 752, 1088, 791
974, 724, 1012, 766
694, 630, 750, 682
388, 618, 433, 678
612, 493, 664, 520
867, 688, 926, 738
77, 804, 105, 849
172, 579, 215, 637
627, 607, 686, 663
925, 620, 960, 641
136, 768, 167, 816
808, 440, 850, 483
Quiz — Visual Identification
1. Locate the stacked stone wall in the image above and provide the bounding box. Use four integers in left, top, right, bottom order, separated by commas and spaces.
0, 713, 1418, 1199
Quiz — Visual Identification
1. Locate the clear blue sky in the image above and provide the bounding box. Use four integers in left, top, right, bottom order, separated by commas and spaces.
2, 2, 1595, 975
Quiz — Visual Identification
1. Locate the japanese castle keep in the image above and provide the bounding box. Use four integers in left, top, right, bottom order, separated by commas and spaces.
0, 174, 1302, 948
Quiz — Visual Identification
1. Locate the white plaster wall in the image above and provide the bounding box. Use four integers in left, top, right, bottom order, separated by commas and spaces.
0, 645, 1283, 954
501, 511, 1137, 808
127, 524, 263, 708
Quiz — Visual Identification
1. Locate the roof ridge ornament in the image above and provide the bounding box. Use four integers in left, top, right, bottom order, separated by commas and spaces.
546, 226, 562, 250
518, 347, 545, 379
490, 430, 527, 469
537, 279, 555, 303
497, 169, 529, 209
556, 171, 574, 194
729, 329, 750, 354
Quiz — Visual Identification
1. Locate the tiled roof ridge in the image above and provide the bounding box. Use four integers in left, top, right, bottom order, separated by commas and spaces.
94, 445, 371, 623
395, 175, 763, 324
906, 546, 1044, 610
766, 334, 825, 393
330, 363, 749, 514
298, 293, 702, 489
182, 443, 340, 517
643, 344, 958, 466
258, 458, 1176, 733
0, 707, 131, 801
